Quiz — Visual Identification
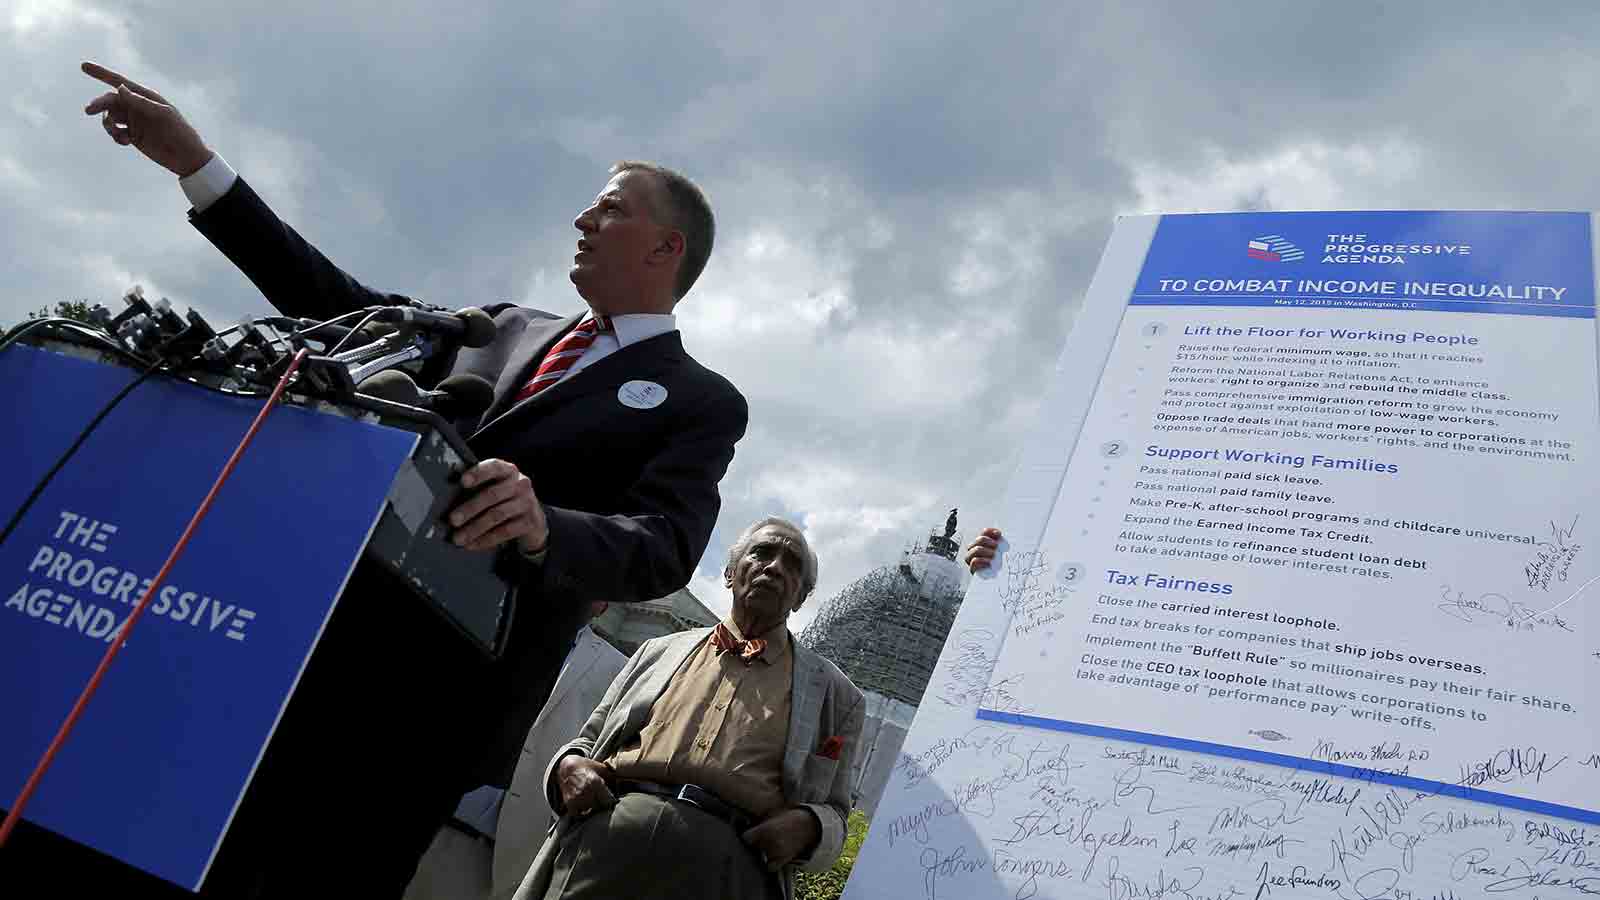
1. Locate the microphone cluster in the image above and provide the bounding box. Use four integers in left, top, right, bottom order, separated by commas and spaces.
28, 289, 502, 421
269, 302, 499, 402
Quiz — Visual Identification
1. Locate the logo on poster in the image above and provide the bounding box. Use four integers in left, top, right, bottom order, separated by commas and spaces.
1322, 233, 1473, 264
1246, 235, 1304, 262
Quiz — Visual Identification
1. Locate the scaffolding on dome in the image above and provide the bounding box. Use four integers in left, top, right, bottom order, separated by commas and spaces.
800, 515, 967, 706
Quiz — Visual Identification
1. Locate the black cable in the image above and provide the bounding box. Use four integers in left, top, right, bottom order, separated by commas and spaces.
297, 307, 377, 334
1, 317, 166, 370
38, 320, 157, 367
0, 359, 164, 551
0, 318, 83, 354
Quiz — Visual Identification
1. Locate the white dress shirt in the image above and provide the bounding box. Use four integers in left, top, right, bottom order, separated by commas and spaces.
556, 312, 676, 387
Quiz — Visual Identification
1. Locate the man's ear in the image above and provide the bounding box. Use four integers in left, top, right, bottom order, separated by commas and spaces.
724, 565, 734, 589
650, 229, 685, 266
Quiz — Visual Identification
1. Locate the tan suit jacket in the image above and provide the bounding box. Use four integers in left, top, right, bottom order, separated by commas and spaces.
512, 627, 865, 900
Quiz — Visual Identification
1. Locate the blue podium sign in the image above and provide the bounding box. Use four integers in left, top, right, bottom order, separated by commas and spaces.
0, 344, 417, 889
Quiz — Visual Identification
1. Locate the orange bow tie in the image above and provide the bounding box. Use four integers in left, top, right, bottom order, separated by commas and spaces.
711, 622, 767, 665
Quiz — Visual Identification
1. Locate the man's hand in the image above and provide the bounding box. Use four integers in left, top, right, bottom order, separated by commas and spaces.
740, 807, 819, 872
450, 459, 549, 554
964, 526, 1003, 572
81, 62, 212, 177
554, 754, 615, 816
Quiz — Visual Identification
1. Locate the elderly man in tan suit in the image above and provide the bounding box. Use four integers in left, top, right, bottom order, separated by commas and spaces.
513, 516, 864, 900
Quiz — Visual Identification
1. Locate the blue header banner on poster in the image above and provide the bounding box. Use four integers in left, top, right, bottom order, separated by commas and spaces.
1130, 210, 1595, 317
0, 344, 417, 889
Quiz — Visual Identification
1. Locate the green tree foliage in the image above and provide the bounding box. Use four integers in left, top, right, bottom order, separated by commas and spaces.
794, 809, 870, 900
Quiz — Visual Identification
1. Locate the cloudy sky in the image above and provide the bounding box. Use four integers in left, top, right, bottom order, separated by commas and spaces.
6, 1, 1599, 626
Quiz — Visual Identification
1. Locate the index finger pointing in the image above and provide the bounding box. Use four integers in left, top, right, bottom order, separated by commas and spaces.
80, 61, 168, 104
81, 61, 129, 88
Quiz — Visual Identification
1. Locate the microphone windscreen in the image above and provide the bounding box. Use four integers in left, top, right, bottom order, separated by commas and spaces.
358, 369, 422, 406
457, 308, 497, 349
434, 373, 495, 418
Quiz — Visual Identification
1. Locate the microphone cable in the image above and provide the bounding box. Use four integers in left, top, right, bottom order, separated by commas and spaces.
321, 308, 386, 356
0, 320, 166, 551
0, 317, 152, 363
0, 348, 310, 850
0, 317, 72, 354
0, 357, 163, 551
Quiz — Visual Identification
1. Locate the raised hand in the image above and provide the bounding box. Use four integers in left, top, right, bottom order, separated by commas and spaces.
963, 527, 1003, 572
81, 61, 212, 176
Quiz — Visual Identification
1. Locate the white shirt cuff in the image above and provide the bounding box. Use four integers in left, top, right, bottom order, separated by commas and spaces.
180, 153, 238, 213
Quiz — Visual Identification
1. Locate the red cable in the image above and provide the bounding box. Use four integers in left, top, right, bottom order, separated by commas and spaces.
0, 349, 310, 849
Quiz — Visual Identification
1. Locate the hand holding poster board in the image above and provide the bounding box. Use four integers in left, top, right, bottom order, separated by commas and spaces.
846, 212, 1598, 900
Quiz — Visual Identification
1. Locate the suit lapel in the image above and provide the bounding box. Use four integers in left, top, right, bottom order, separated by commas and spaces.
473, 330, 686, 445
784, 638, 827, 800
485, 311, 583, 420
545, 629, 599, 713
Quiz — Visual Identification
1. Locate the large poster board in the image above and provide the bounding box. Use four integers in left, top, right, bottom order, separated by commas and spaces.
846, 212, 1599, 900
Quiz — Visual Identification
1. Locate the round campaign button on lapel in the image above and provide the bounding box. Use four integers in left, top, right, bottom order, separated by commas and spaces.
618, 380, 668, 409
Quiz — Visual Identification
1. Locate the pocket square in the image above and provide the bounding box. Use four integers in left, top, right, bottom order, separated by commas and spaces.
818, 735, 845, 760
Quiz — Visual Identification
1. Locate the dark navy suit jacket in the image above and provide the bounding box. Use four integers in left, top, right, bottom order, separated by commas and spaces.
189, 177, 747, 784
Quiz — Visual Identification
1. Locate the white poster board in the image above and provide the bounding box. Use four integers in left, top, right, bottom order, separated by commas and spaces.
846, 212, 1599, 900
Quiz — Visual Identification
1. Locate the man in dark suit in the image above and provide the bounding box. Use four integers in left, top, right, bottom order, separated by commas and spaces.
77, 62, 747, 896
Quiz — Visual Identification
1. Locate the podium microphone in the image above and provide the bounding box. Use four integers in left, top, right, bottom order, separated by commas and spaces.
371, 306, 497, 349
357, 370, 423, 405
427, 374, 495, 420
358, 371, 495, 421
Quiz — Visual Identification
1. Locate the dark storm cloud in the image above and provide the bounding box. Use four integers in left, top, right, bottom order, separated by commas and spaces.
6, 0, 1599, 606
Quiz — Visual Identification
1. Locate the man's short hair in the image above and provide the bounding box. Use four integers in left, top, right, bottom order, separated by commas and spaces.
725, 516, 818, 601
611, 160, 715, 300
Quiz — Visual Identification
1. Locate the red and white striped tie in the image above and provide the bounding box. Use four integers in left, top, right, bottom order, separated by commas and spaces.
513, 315, 612, 403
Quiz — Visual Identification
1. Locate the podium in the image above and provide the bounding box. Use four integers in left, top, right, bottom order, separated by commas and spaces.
0, 339, 516, 893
